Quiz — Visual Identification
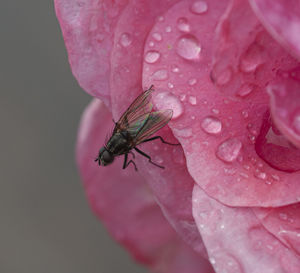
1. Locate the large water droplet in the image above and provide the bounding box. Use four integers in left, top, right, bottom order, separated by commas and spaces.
190, 1, 208, 14
153, 91, 183, 119
210, 65, 232, 86
144, 50, 160, 64
216, 138, 242, 162
152, 69, 168, 80
201, 116, 222, 134
176, 35, 201, 60
236, 83, 255, 97
177, 17, 190, 32
239, 43, 265, 73
120, 33, 132, 47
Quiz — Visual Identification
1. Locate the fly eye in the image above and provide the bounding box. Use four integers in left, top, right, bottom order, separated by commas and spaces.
101, 150, 114, 165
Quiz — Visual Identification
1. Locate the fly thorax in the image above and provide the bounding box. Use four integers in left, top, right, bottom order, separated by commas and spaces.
107, 133, 131, 154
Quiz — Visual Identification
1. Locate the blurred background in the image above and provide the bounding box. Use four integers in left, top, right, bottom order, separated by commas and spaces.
0, 1, 146, 273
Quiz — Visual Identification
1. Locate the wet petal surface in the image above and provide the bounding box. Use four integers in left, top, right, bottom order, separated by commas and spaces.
193, 185, 300, 273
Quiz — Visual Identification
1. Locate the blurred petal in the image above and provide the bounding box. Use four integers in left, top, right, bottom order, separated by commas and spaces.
192, 185, 300, 273
76, 99, 214, 272
249, 0, 300, 60
54, 0, 128, 106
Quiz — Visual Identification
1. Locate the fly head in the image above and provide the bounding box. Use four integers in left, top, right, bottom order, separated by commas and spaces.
95, 147, 114, 166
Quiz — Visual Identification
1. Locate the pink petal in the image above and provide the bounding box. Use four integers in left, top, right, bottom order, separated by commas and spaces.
249, 0, 300, 60
54, 0, 128, 106
267, 72, 300, 149
192, 184, 300, 273
76, 99, 214, 272
140, 0, 300, 207
254, 204, 300, 257
106, 0, 209, 256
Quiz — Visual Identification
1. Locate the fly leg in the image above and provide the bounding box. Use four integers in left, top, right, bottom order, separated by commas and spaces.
141, 136, 180, 146
123, 153, 138, 171
134, 147, 164, 169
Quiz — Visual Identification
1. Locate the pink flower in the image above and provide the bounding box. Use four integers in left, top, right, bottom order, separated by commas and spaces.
55, 0, 300, 272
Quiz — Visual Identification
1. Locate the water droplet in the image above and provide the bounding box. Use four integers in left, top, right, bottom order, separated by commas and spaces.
149, 41, 154, 47
242, 110, 249, 118
216, 138, 242, 163
167, 82, 174, 89
271, 174, 280, 181
239, 172, 249, 178
173, 127, 193, 138
211, 108, 220, 115
177, 17, 190, 32
153, 91, 183, 119
209, 257, 216, 265
172, 66, 180, 73
120, 33, 132, 47
152, 32, 162, 41
211, 66, 232, 86
188, 96, 197, 105
190, 1, 208, 14
157, 15, 164, 22
176, 35, 201, 60
240, 43, 265, 73
237, 83, 254, 97
165, 26, 172, 33
201, 116, 222, 134
144, 50, 160, 64
179, 94, 186, 101
188, 78, 197, 86
254, 169, 267, 180
152, 69, 168, 80
154, 155, 164, 164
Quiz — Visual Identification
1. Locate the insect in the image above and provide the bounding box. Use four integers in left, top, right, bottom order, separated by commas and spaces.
95, 85, 179, 171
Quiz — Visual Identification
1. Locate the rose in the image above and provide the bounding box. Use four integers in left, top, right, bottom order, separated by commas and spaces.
55, 0, 300, 272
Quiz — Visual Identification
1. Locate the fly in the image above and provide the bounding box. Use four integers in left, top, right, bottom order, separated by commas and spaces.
95, 85, 179, 171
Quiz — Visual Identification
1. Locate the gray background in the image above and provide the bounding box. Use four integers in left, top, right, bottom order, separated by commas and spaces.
0, 1, 146, 273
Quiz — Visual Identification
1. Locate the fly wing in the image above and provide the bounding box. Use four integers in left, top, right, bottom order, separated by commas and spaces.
114, 85, 154, 133
134, 109, 173, 145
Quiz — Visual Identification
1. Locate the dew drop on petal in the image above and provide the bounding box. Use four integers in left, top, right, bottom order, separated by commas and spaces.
152, 69, 168, 80
176, 35, 201, 60
236, 83, 254, 97
172, 66, 180, 73
188, 95, 197, 105
165, 26, 172, 33
216, 138, 242, 162
239, 43, 265, 73
211, 66, 232, 86
190, 1, 208, 14
120, 33, 132, 47
254, 169, 267, 180
152, 32, 162, 41
201, 116, 222, 134
177, 17, 191, 32
168, 82, 174, 89
144, 50, 160, 64
188, 78, 197, 86
153, 91, 183, 119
